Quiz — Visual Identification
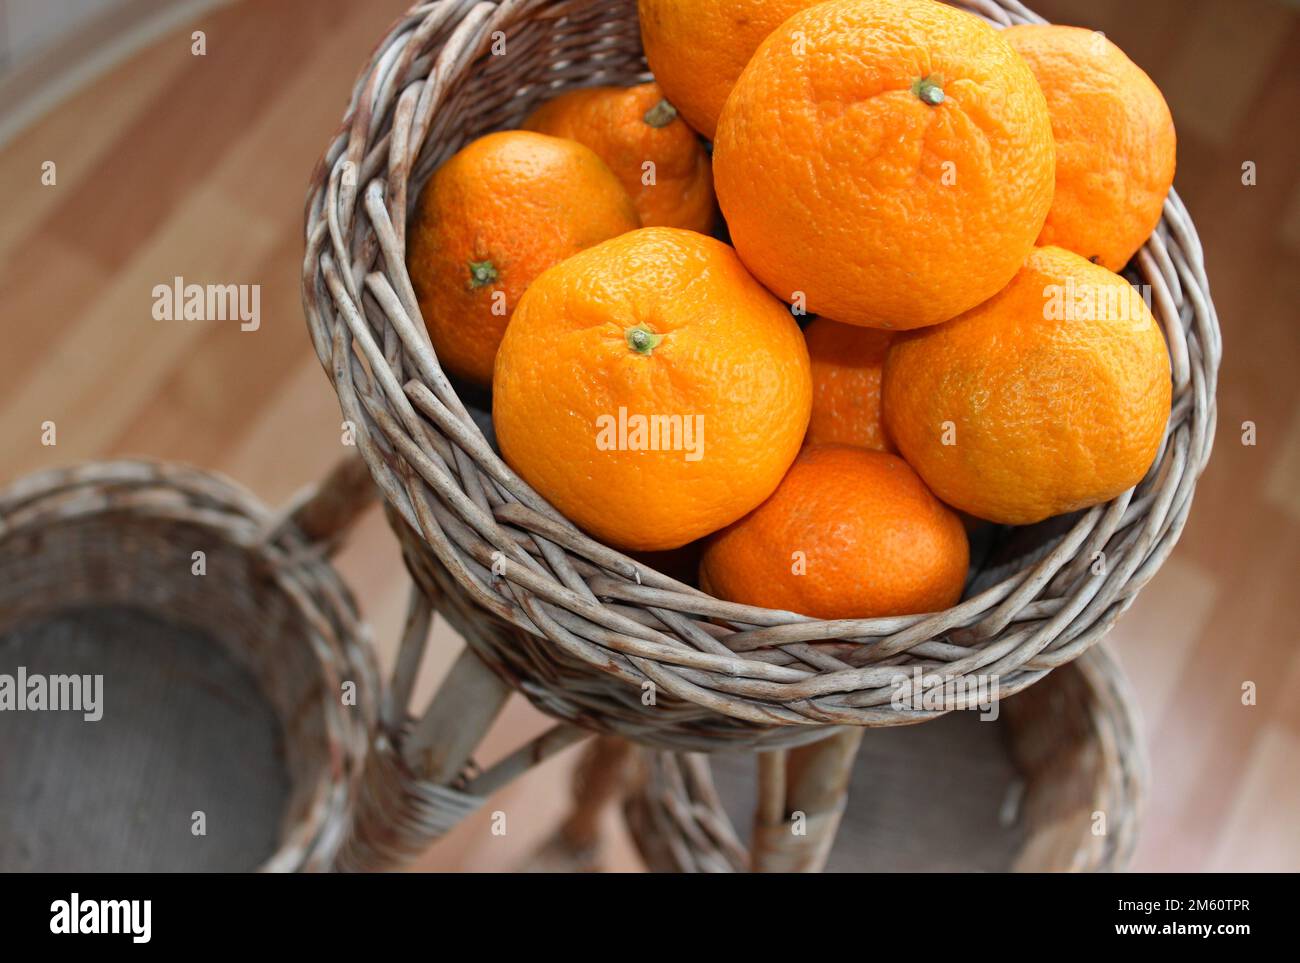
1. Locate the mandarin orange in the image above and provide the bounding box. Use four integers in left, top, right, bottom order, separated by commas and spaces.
1005, 24, 1177, 271
700, 445, 969, 619
492, 227, 812, 551
637, 0, 821, 140
713, 0, 1056, 330
883, 246, 1172, 524
804, 317, 894, 451
522, 82, 716, 233
407, 130, 639, 385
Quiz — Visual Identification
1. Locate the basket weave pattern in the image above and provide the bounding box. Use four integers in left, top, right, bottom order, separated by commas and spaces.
303, 0, 1220, 751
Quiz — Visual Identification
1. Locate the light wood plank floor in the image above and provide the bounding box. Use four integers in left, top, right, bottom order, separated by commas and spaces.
1, 0, 1296, 872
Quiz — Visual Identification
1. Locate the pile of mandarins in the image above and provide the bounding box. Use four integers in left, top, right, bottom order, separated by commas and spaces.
406, 0, 1177, 621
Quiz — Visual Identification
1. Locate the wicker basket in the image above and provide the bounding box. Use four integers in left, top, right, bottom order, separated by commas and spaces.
624, 644, 1145, 872
302, 0, 1220, 751
0, 459, 380, 872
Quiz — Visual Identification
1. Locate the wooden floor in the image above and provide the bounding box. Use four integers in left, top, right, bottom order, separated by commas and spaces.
0, 0, 1296, 872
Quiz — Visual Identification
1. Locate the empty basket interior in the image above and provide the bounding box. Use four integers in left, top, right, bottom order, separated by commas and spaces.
0, 505, 352, 871
630, 649, 1142, 872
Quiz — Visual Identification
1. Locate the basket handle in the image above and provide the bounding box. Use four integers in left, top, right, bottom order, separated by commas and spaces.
750, 729, 863, 873
266, 454, 377, 556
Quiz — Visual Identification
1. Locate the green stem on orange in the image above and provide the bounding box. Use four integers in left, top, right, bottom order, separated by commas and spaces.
911, 75, 946, 106
643, 98, 679, 128
625, 324, 664, 355
467, 259, 498, 289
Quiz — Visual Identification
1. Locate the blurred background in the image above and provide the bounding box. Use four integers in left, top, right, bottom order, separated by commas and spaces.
0, 0, 1296, 871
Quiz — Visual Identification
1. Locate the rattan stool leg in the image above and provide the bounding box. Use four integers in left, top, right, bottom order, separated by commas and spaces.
750, 729, 863, 873
564, 736, 636, 854
520, 735, 635, 872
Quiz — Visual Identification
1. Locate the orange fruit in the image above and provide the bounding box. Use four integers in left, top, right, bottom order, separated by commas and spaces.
407, 130, 639, 385
882, 246, 1172, 525
713, 0, 1056, 330
492, 227, 812, 552
1005, 24, 1176, 271
522, 82, 716, 233
637, 0, 821, 140
804, 317, 894, 451
699, 445, 969, 619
